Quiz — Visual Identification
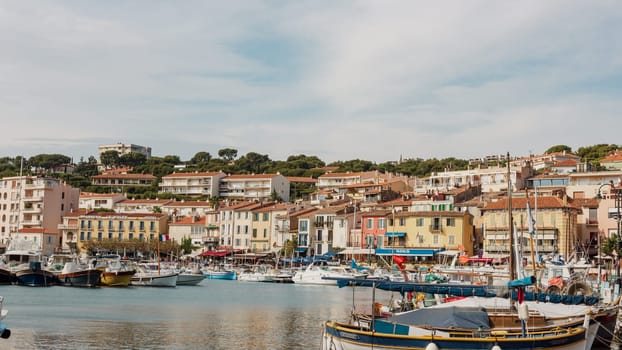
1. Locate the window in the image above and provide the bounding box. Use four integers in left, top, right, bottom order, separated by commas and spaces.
244, 225, 248, 234
299, 220, 308, 232
118, 233, 123, 240
87, 232, 92, 240
378, 219, 386, 229
87, 220, 92, 229
416, 218, 424, 227
252, 228, 257, 238
448, 235, 455, 245
365, 235, 375, 248
446, 218, 455, 227
139, 233, 144, 240
263, 228, 267, 238
399, 218, 406, 226
433, 234, 439, 244
129, 233, 134, 240
150, 222, 155, 231
119, 221, 124, 230
263, 213, 269, 221
328, 230, 333, 241
80, 232, 85, 240
98, 220, 103, 229
388, 218, 394, 227
129, 221, 134, 230
97, 232, 102, 241
318, 230, 323, 241
108, 232, 113, 239
108, 221, 113, 230
253, 213, 259, 221
366, 219, 373, 229
150, 234, 154, 240
139, 221, 145, 231
236, 225, 240, 234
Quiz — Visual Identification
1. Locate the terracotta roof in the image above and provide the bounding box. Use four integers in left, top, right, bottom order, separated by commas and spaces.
319, 172, 365, 178
79, 212, 168, 219
92, 174, 156, 179
162, 172, 224, 178
252, 203, 291, 213
376, 199, 412, 207
360, 210, 391, 217
602, 152, 622, 162
481, 196, 580, 211
552, 160, 578, 167
285, 176, 317, 184
339, 182, 380, 189
314, 204, 348, 215
117, 199, 173, 205
572, 198, 599, 208
63, 209, 92, 217
223, 174, 281, 179
289, 207, 319, 218
18, 228, 57, 234
169, 216, 206, 225
80, 192, 123, 198
163, 201, 212, 207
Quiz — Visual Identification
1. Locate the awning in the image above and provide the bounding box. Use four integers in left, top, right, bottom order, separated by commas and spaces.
199, 250, 230, 257
337, 248, 375, 255
375, 248, 445, 257
295, 247, 308, 253
384, 232, 406, 237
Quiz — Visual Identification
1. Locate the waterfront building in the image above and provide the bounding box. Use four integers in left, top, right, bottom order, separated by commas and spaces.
307, 204, 352, 256
415, 164, 533, 194
15, 227, 58, 256
218, 201, 261, 251
600, 151, 622, 170
335, 179, 406, 204
203, 210, 220, 250
566, 170, 622, 199
79, 192, 126, 211
480, 195, 580, 260
551, 159, 579, 174
0, 176, 79, 245
98, 143, 151, 161
250, 203, 291, 253
510, 151, 581, 171
159, 172, 225, 197
114, 199, 173, 214
281, 206, 318, 256
317, 171, 391, 193
91, 173, 156, 190
169, 215, 206, 246
71, 211, 168, 253
525, 174, 569, 196
161, 200, 214, 218
219, 174, 290, 202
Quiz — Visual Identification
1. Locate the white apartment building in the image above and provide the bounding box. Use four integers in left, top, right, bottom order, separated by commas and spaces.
79, 192, 126, 210
0, 176, 80, 244
317, 171, 379, 192
98, 143, 152, 160
168, 215, 206, 246
566, 170, 622, 199
159, 172, 225, 197
113, 199, 173, 214
161, 200, 214, 218
219, 174, 290, 202
415, 164, 533, 194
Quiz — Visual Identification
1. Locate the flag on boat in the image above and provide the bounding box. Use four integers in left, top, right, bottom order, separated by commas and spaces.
526, 200, 536, 235
160, 234, 169, 242
392, 255, 406, 269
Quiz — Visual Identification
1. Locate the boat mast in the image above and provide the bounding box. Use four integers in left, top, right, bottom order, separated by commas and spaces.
507, 153, 516, 285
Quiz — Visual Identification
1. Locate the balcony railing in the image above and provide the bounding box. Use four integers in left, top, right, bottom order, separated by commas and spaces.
585, 218, 598, 225
429, 225, 443, 233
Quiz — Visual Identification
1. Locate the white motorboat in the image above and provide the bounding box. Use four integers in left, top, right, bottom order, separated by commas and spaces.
131, 264, 178, 287
293, 261, 367, 285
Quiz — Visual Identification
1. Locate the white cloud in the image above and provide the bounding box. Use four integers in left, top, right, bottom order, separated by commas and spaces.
0, 1, 621, 163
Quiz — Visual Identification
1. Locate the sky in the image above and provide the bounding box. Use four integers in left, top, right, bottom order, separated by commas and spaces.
1, 1, 621, 164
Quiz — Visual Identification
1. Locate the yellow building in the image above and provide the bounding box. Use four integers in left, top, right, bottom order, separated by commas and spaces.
376, 211, 474, 258
62, 211, 169, 252
480, 196, 580, 259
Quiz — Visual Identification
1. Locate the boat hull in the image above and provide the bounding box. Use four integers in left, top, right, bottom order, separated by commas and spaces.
58, 269, 102, 288
14, 269, 57, 287
0, 269, 15, 285
204, 271, 236, 280
322, 321, 596, 350
176, 273, 204, 286
131, 273, 178, 287
100, 270, 136, 287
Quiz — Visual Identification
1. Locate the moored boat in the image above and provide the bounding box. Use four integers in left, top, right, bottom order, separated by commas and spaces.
203, 265, 236, 280
176, 266, 204, 286
14, 261, 58, 287
57, 262, 102, 288
131, 264, 178, 287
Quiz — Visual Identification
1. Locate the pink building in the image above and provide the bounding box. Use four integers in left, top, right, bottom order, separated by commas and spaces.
0, 176, 80, 245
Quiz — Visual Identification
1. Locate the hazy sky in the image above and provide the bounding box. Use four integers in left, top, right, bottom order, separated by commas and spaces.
1, 1, 621, 163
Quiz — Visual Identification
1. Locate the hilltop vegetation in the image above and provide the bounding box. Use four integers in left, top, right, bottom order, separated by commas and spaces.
0, 144, 619, 200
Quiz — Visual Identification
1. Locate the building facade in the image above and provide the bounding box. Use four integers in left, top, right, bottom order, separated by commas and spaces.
159, 172, 225, 197
0, 176, 79, 244
219, 174, 290, 202
98, 143, 152, 161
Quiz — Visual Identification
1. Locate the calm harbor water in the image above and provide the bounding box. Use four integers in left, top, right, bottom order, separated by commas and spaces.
0, 280, 394, 350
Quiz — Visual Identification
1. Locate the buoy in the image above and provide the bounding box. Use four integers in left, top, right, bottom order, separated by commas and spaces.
491, 345, 502, 350
517, 302, 529, 321
425, 343, 439, 350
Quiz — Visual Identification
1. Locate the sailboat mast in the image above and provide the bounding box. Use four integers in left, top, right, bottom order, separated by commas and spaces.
507, 152, 516, 283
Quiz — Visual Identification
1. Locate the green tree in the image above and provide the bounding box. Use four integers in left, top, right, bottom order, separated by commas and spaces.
189, 151, 212, 164
235, 152, 272, 174
180, 237, 195, 255
162, 155, 182, 165
218, 148, 238, 161
119, 152, 148, 167
29, 154, 71, 172
100, 151, 120, 168
545, 145, 573, 154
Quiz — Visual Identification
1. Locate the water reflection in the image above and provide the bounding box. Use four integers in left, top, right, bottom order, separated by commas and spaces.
0, 282, 395, 350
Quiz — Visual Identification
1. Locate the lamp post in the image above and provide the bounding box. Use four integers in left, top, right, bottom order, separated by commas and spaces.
597, 182, 622, 280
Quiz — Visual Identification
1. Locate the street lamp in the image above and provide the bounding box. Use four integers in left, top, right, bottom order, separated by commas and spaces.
596, 181, 622, 280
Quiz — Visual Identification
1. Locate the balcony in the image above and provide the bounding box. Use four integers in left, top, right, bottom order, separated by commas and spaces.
58, 223, 78, 230
429, 225, 443, 233
585, 218, 598, 225
22, 207, 41, 214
